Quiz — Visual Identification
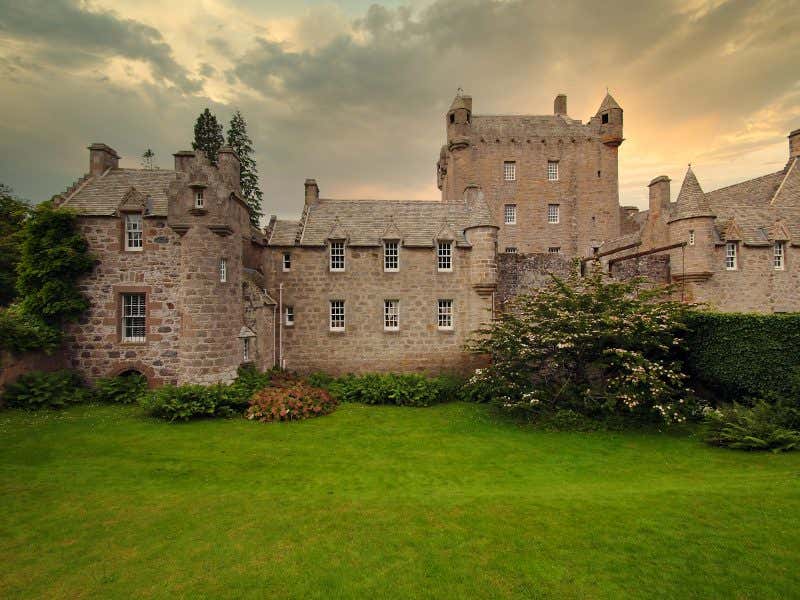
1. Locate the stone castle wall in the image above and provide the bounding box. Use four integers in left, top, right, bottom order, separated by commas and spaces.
496, 252, 573, 307
609, 254, 670, 283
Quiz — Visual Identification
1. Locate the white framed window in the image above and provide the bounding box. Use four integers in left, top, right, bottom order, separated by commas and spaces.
725, 242, 737, 270
548, 247, 561, 254
437, 241, 452, 271
384, 241, 399, 272
548, 161, 559, 181
774, 241, 785, 270
285, 305, 294, 326
548, 204, 560, 224
195, 190, 204, 209
242, 337, 250, 362
505, 247, 517, 254
330, 241, 345, 271
437, 299, 453, 330
688, 230, 696, 246
124, 213, 143, 251
329, 300, 345, 331
219, 258, 227, 283
384, 299, 399, 331
503, 161, 516, 181
504, 204, 517, 225
122, 293, 146, 342
282, 252, 291, 272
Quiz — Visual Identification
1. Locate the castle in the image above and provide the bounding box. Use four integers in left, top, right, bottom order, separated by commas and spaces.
52, 92, 799, 386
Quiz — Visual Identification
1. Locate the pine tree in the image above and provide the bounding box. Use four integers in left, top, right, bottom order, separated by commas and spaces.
192, 108, 224, 166
226, 110, 264, 227
141, 148, 156, 170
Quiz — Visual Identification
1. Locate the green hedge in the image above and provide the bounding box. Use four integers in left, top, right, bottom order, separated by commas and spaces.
684, 312, 800, 402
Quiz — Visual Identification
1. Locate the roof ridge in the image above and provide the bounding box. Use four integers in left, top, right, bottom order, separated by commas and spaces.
707, 168, 786, 195
770, 157, 796, 205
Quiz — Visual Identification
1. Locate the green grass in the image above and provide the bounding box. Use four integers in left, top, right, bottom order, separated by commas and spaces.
1, 403, 799, 599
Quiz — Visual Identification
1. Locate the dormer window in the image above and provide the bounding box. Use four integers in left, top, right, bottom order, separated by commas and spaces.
601, 113, 609, 124
384, 241, 399, 272
437, 240, 453, 272
195, 190, 204, 209
124, 213, 143, 251
329, 241, 345, 272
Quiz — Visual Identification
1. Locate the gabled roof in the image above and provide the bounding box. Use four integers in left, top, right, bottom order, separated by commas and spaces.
272, 197, 493, 248
59, 168, 179, 216
668, 166, 715, 222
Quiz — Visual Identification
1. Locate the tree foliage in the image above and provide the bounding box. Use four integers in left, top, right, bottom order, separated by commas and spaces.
192, 108, 224, 166
0, 184, 29, 306
141, 148, 156, 170
226, 110, 264, 227
466, 268, 697, 424
15, 202, 94, 327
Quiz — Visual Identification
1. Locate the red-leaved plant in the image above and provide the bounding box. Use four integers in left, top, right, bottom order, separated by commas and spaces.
246, 382, 337, 422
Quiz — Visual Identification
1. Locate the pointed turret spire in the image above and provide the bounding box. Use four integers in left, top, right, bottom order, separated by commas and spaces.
597, 91, 621, 113
668, 165, 715, 222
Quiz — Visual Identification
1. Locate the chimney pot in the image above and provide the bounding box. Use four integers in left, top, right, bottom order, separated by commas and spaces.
554, 94, 567, 116
304, 178, 319, 205
648, 175, 671, 219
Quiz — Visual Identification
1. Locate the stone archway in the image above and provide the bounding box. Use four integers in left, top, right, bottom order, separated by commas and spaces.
108, 361, 158, 387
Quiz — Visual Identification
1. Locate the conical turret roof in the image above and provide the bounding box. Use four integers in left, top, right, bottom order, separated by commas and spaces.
669, 166, 715, 222
597, 92, 621, 113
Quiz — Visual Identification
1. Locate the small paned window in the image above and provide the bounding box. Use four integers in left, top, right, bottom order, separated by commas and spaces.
125, 213, 143, 251
548, 247, 561, 254
548, 204, 560, 224
285, 306, 294, 326
437, 241, 452, 271
384, 299, 399, 331
330, 241, 345, 271
601, 113, 609, 124
505, 247, 517, 254
725, 242, 737, 270
122, 293, 146, 342
548, 161, 559, 181
242, 337, 250, 362
282, 252, 291, 271
330, 300, 345, 331
503, 161, 516, 181
195, 190, 204, 209
219, 258, 227, 283
504, 204, 517, 225
774, 241, 785, 270
437, 299, 453, 330
689, 230, 696, 246
384, 241, 399, 271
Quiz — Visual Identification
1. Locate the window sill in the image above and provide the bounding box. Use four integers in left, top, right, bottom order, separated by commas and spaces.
383, 328, 400, 333
329, 269, 345, 273
124, 248, 144, 252
120, 340, 148, 346
437, 269, 453, 273
384, 269, 399, 273
437, 328, 455, 334
328, 329, 346, 335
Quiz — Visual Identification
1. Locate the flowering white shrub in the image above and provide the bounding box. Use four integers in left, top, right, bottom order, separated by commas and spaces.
466, 266, 698, 424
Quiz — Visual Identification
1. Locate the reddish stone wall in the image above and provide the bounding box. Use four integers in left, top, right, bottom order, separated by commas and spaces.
0, 349, 67, 396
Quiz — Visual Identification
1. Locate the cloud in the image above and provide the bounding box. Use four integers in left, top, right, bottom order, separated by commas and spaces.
0, 0, 200, 92
0, 0, 798, 214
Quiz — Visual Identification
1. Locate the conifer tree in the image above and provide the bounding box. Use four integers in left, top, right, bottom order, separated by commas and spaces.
141, 148, 156, 170
192, 108, 224, 166
226, 110, 264, 226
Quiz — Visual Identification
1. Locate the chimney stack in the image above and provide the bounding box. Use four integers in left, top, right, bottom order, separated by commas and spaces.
789, 128, 800, 159
88, 143, 120, 176
554, 94, 567, 116
173, 150, 195, 173
304, 179, 319, 205
648, 175, 671, 219
217, 145, 241, 195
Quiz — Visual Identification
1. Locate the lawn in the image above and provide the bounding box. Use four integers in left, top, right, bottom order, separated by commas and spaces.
1, 403, 799, 599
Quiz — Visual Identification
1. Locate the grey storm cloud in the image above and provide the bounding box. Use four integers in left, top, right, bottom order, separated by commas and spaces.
0, 0, 200, 93
0, 0, 799, 215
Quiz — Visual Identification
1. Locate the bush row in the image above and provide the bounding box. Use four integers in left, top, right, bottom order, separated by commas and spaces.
308, 372, 464, 407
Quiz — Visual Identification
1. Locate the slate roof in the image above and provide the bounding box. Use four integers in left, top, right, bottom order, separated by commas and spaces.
59, 168, 179, 217
270, 198, 494, 248
668, 166, 714, 222
597, 92, 621, 112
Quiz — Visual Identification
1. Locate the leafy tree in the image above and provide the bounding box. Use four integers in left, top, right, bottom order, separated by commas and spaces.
15, 202, 94, 327
141, 148, 156, 170
192, 108, 224, 166
466, 266, 697, 424
226, 110, 264, 226
0, 184, 29, 306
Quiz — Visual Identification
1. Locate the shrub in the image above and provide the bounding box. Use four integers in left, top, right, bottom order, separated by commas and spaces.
325, 372, 461, 407
246, 382, 337, 422
685, 312, 800, 403
703, 401, 800, 452
0, 308, 62, 355
93, 373, 148, 404
466, 268, 696, 424
139, 366, 273, 422
2, 369, 88, 410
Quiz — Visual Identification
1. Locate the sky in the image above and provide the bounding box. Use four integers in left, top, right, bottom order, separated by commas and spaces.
0, 0, 798, 219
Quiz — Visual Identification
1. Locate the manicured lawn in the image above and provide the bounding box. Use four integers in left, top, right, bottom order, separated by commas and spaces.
1, 403, 799, 599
